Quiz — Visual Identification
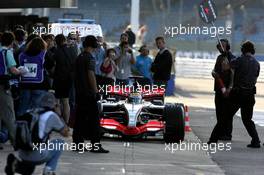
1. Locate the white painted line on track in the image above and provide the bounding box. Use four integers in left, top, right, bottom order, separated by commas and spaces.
59, 162, 218, 167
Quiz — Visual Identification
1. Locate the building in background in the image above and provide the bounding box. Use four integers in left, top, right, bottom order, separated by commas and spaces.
0, 0, 264, 54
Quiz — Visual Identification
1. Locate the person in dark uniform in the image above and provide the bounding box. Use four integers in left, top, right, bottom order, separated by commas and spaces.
228, 41, 261, 148
208, 39, 236, 144
151, 36, 173, 89
73, 35, 109, 153
53, 34, 77, 125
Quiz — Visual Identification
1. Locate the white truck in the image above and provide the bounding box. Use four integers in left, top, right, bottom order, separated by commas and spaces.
49, 18, 103, 37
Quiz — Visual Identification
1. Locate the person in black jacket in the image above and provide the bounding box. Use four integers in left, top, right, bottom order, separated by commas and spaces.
151, 36, 172, 89
228, 41, 261, 148
42, 34, 56, 87
53, 34, 77, 125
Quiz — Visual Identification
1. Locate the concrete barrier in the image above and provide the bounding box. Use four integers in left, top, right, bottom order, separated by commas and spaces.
175, 57, 264, 82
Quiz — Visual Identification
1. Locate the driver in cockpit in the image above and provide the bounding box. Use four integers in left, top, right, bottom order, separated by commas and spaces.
128, 92, 142, 104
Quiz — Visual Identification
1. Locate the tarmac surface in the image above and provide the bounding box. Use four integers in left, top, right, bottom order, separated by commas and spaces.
0, 133, 224, 175
0, 77, 264, 175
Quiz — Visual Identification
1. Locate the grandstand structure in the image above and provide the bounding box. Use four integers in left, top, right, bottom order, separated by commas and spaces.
0, 0, 263, 80
46, 0, 264, 53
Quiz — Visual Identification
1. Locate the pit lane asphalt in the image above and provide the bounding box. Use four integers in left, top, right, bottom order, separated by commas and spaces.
1, 106, 263, 174
0, 128, 224, 175
190, 107, 264, 175
1, 76, 264, 175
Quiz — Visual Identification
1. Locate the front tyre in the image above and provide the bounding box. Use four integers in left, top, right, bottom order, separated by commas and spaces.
163, 103, 185, 143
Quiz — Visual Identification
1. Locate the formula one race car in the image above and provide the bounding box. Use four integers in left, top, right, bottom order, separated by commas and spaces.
98, 76, 186, 143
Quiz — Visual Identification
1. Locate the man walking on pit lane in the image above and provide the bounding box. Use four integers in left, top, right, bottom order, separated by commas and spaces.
228, 41, 261, 148
73, 35, 109, 153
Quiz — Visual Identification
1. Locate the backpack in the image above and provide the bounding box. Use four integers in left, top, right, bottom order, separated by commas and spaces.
14, 108, 46, 151
0, 127, 8, 143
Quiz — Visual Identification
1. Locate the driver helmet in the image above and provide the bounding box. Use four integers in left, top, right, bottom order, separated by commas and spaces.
128, 92, 142, 104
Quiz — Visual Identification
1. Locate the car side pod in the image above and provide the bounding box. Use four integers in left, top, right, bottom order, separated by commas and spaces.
184, 106, 192, 132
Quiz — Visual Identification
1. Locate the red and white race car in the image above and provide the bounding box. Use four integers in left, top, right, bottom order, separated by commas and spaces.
98, 76, 186, 143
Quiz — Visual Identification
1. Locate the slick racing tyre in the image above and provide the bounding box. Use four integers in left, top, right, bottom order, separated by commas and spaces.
163, 103, 185, 143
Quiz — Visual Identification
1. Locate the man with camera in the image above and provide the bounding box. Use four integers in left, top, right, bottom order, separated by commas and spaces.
114, 33, 136, 86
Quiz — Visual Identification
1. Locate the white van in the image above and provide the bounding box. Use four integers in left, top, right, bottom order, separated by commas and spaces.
49, 19, 103, 37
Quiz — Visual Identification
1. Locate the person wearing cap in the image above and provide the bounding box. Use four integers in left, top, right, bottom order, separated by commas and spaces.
5, 92, 70, 175
228, 41, 261, 148
133, 45, 153, 85
73, 35, 109, 153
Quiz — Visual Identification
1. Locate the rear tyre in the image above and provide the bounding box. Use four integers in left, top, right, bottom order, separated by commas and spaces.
163, 103, 185, 143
